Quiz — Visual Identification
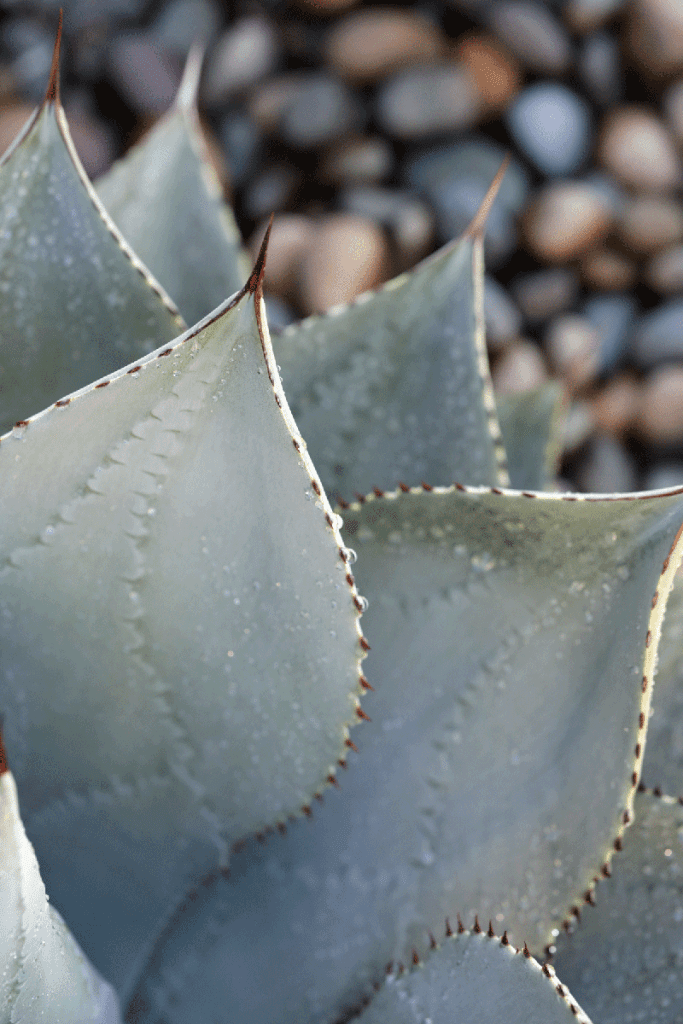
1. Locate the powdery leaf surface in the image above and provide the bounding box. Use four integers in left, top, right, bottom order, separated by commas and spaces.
96, 51, 249, 328
553, 790, 683, 1024
275, 230, 507, 502
497, 382, 565, 491
0, 766, 122, 1024
0, 277, 365, 993
355, 931, 591, 1024
0, 92, 183, 435
125, 484, 683, 1024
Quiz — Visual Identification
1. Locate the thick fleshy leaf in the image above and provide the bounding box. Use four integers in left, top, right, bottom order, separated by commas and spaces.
642, 565, 683, 793
96, 50, 249, 328
0, 73, 184, 435
553, 790, 683, 1024
0, 759, 122, 1023
355, 931, 591, 1024
0, 268, 365, 992
275, 178, 509, 502
497, 383, 565, 491
125, 484, 683, 1024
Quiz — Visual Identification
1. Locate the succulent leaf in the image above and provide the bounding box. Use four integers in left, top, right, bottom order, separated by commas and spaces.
641, 565, 683, 793
0, 748, 123, 1023
354, 930, 591, 1024
553, 789, 683, 1024
124, 483, 683, 1024
496, 382, 566, 491
96, 47, 249, 328
275, 171, 509, 502
0, 263, 365, 991
0, 47, 184, 436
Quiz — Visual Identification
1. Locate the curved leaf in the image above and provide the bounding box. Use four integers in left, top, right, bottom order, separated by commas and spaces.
0, 72, 184, 435
497, 382, 566, 491
275, 177, 509, 502
96, 49, 249, 327
0, 756, 122, 1023
355, 930, 591, 1024
642, 565, 683, 793
553, 790, 683, 1024
0, 265, 365, 991
125, 483, 683, 1024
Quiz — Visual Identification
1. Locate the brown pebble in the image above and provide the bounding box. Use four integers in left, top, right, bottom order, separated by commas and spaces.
563, 401, 597, 452
249, 215, 314, 304
581, 247, 638, 292
493, 341, 548, 395
564, 0, 624, 33
545, 315, 601, 392
617, 195, 683, 254
638, 366, 683, 443
598, 107, 681, 193
645, 244, 683, 293
664, 79, 683, 141
248, 76, 305, 133
628, 0, 683, 78
299, 214, 389, 314
523, 183, 612, 263
319, 136, 394, 185
325, 9, 443, 84
0, 100, 37, 160
455, 32, 521, 113
592, 374, 640, 435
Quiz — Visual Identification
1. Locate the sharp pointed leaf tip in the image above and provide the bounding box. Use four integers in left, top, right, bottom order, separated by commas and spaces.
466, 154, 511, 239
248, 214, 274, 297
177, 41, 205, 110
44, 9, 63, 106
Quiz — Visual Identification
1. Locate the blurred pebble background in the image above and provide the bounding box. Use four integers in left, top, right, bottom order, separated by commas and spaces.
1, 0, 683, 491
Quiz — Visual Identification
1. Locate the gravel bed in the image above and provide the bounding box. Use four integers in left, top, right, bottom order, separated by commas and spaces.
2, 0, 683, 492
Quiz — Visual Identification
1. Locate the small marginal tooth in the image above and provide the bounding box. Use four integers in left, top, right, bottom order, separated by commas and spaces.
523, 943, 531, 959
428, 931, 437, 950
412, 949, 419, 966
487, 921, 495, 938
356, 707, 371, 722
472, 915, 481, 934
345, 739, 359, 752
445, 918, 453, 938
457, 914, 465, 934
501, 932, 509, 947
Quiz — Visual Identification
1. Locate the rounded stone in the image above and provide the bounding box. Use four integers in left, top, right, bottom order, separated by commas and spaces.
631, 300, 683, 366
664, 78, 683, 141
617, 195, 683, 254
646, 244, 683, 293
376, 65, 481, 140
280, 74, 364, 149
512, 268, 579, 324
544, 314, 601, 391
583, 293, 637, 373
578, 31, 622, 107
455, 32, 521, 113
299, 214, 389, 314
507, 82, 591, 176
324, 9, 443, 83
592, 374, 640, 436
203, 16, 280, 104
249, 215, 315, 304
319, 136, 394, 185
598, 107, 682, 192
492, 340, 548, 395
340, 186, 434, 268
564, 0, 627, 33
486, 0, 572, 74
637, 366, 683, 443
628, 0, 683, 77
581, 247, 637, 291
484, 276, 523, 352
523, 182, 613, 262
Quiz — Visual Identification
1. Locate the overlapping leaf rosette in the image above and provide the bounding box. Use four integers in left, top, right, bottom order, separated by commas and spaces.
1, 26, 683, 1024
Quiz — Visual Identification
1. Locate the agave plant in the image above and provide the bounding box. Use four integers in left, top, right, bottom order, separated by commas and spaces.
2, 24, 683, 1024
